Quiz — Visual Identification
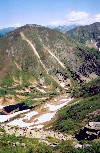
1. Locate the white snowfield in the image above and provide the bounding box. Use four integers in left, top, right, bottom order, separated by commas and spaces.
0, 109, 30, 122
8, 118, 44, 129
0, 105, 4, 109
7, 118, 33, 128
0, 97, 73, 129
33, 112, 56, 124
23, 111, 38, 120
44, 98, 72, 111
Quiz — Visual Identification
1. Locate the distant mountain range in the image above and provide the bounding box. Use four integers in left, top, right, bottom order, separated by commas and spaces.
48, 23, 100, 50
48, 24, 79, 33
0, 27, 16, 37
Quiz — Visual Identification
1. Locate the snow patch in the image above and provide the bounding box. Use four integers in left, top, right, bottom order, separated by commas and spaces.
0, 109, 30, 122
34, 125, 44, 129
0, 105, 4, 109
33, 112, 56, 124
36, 87, 46, 93
7, 118, 33, 127
23, 111, 38, 120
60, 98, 69, 102
44, 98, 72, 111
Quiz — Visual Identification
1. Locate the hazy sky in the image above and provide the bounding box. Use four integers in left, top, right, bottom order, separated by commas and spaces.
0, 0, 100, 28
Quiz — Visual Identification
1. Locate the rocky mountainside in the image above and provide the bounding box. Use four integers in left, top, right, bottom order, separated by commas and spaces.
67, 22, 100, 50
0, 24, 100, 92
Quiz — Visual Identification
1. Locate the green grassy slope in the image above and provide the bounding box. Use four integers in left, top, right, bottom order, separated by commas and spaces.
0, 24, 100, 105
53, 78, 100, 134
0, 128, 100, 153
67, 22, 100, 47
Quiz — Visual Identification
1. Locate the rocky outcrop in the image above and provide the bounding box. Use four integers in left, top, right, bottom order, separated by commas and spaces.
0, 124, 73, 143
76, 122, 100, 140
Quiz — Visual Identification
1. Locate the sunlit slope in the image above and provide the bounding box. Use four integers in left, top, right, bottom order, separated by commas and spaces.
0, 24, 100, 90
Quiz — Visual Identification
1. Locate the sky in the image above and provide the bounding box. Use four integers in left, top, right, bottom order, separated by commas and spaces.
0, 0, 100, 28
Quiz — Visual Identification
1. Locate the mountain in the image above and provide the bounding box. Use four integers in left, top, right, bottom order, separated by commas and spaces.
67, 22, 100, 50
0, 24, 100, 88
0, 24, 100, 152
0, 27, 16, 37
0, 24, 100, 91
48, 24, 78, 33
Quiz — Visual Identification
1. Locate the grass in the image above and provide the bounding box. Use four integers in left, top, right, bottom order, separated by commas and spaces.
72, 77, 100, 98
46, 136, 60, 144
0, 129, 100, 153
21, 99, 36, 106
0, 132, 52, 153
53, 93, 100, 134
0, 88, 17, 97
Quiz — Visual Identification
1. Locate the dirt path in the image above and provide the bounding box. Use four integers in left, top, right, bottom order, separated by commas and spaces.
20, 32, 48, 74
20, 32, 66, 87
38, 36, 66, 69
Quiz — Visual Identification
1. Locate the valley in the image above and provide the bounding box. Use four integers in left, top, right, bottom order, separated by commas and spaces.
0, 23, 100, 152
0, 93, 72, 129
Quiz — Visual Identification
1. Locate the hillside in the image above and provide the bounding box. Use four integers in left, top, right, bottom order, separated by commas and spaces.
53, 77, 100, 134
0, 24, 100, 152
67, 22, 100, 50
0, 24, 100, 88
0, 24, 99, 108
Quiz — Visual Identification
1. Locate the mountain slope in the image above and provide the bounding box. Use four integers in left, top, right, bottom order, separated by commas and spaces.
0, 24, 100, 153
67, 22, 100, 50
0, 24, 100, 92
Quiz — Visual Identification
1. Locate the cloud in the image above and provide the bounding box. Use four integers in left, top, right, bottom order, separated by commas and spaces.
14, 22, 22, 27
94, 13, 100, 22
50, 20, 66, 26
0, 23, 22, 29
67, 11, 89, 22
50, 11, 100, 26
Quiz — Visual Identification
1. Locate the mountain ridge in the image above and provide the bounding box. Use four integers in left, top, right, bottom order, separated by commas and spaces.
0, 24, 100, 88
67, 22, 100, 50
48, 24, 79, 33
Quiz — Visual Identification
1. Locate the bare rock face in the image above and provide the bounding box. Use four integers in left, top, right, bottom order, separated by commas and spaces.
75, 122, 100, 140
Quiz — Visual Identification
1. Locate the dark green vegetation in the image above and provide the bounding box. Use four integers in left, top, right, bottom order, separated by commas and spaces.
72, 77, 100, 98
67, 22, 100, 49
54, 93, 100, 133
0, 132, 52, 153
53, 77, 100, 134
0, 130, 100, 153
